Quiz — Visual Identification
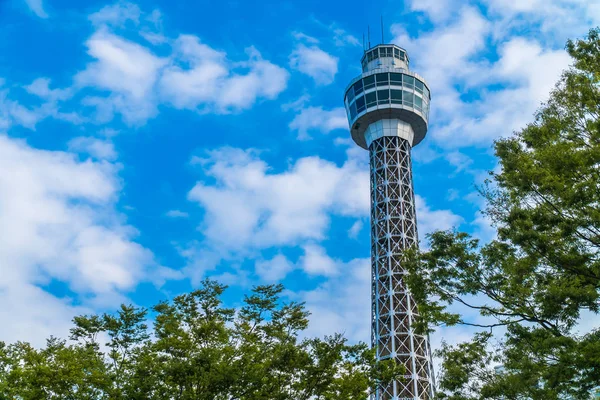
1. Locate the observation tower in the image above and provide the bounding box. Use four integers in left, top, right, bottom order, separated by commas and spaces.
343, 44, 435, 399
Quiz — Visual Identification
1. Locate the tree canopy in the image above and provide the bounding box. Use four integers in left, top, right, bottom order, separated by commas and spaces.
0, 281, 400, 399
403, 28, 600, 399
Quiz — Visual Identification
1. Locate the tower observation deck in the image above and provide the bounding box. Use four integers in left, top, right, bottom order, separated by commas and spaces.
344, 44, 435, 399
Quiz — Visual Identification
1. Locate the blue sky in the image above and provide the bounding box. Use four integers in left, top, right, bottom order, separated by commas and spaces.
1, 0, 599, 352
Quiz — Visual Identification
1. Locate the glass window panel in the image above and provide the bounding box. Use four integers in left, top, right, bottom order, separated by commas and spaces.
363, 75, 376, 90
403, 75, 415, 88
415, 80, 424, 93
391, 89, 402, 104
366, 91, 377, 107
424, 86, 430, 99
390, 73, 403, 85
403, 91, 414, 107
414, 95, 423, 110
368, 50, 374, 62
377, 89, 389, 104
386, 47, 393, 57
354, 80, 363, 95
399, 51, 405, 60
347, 86, 355, 103
350, 102, 357, 119
376, 73, 389, 85
355, 96, 365, 111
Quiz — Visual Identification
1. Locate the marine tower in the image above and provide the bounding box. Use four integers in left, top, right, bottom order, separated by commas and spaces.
343, 44, 434, 399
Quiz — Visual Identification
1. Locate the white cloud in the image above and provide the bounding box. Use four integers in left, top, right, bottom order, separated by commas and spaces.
292, 31, 319, 44
160, 36, 289, 113
299, 257, 371, 342
255, 254, 295, 282
289, 106, 347, 139
0, 135, 173, 344
75, 27, 289, 124
25, 78, 72, 101
166, 209, 189, 218
24, 0, 47, 18
348, 220, 363, 239
415, 195, 463, 241
289, 44, 339, 85
0, 87, 57, 130
89, 1, 141, 27
300, 244, 339, 277
408, 0, 456, 23
392, 5, 572, 148
68, 136, 117, 161
188, 147, 369, 253
445, 151, 473, 173
76, 28, 168, 124
332, 28, 360, 47
184, 145, 461, 283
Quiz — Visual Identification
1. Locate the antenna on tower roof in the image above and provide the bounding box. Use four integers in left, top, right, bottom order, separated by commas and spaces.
363, 33, 365, 52
367, 25, 371, 49
381, 15, 385, 44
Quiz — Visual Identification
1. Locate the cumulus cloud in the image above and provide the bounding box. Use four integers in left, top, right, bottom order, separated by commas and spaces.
24, 0, 48, 18
68, 136, 117, 161
0, 135, 174, 344
289, 106, 347, 139
75, 29, 288, 124
392, 4, 573, 149
0, 84, 70, 130
188, 147, 369, 253
76, 29, 168, 124
255, 254, 295, 283
184, 145, 461, 281
298, 257, 371, 342
166, 209, 190, 218
160, 36, 289, 112
289, 44, 339, 85
89, 1, 141, 27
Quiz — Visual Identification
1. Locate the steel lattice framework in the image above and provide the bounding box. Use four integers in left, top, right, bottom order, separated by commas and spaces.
343, 44, 436, 399
369, 136, 434, 399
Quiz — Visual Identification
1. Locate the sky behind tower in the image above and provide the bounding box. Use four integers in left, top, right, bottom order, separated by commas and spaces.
1, 0, 599, 352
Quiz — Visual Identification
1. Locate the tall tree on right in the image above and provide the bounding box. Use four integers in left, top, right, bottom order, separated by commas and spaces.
403, 28, 600, 400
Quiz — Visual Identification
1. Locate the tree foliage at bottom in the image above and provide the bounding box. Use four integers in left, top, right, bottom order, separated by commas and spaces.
402, 28, 600, 400
0, 281, 401, 399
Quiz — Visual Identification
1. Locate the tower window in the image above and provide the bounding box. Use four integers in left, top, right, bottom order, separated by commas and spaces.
350, 102, 357, 119
414, 95, 423, 111
377, 89, 390, 105
363, 75, 376, 90
391, 90, 402, 104
346, 86, 355, 103
403, 75, 415, 89
415, 80, 424, 94
366, 91, 377, 108
403, 91, 414, 107
390, 73, 403, 85
355, 96, 366, 113
354, 80, 364, 95
376, 73, 389, 86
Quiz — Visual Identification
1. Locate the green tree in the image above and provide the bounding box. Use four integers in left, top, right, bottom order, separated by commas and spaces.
403, 28, 600, 400
0, 280, 401, 399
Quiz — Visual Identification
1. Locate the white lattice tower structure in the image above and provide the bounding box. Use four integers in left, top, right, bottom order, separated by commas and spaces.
343, 44, 435, 399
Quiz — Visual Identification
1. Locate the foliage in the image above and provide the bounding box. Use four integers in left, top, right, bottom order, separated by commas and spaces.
0, 280, 401, 399
403, 28, 600, 399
